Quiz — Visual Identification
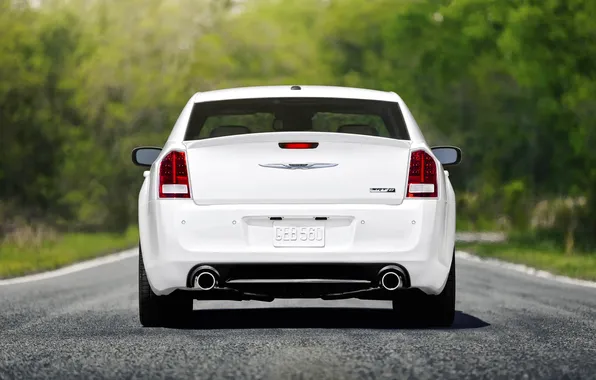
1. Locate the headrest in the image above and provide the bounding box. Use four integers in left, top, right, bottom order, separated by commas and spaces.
281, 117, 313, 131
337, 124, 379, 136
209, 125, 251, 137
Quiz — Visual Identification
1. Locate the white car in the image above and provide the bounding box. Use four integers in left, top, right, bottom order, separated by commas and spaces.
132, 85, 462, 327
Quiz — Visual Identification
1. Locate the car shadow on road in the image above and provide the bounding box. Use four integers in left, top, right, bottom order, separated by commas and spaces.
174, 308, 490, 330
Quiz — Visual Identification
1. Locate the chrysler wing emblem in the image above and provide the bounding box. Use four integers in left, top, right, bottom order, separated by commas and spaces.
258, 163, 339, 170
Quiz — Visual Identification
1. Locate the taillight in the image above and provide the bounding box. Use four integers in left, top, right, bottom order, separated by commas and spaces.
159, 151, 190, 198
406, 150, 438, 198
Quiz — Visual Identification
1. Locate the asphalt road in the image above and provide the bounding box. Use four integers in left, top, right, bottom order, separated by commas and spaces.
1, 254, 595, 380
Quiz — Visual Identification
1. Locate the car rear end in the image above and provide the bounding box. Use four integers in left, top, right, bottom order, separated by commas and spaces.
139, 91, 455, 306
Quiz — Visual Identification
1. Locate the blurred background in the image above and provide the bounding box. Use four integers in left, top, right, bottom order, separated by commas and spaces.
1, 0, 595, 279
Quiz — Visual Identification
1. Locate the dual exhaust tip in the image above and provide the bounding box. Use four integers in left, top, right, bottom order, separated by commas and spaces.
190, 265, 406, 292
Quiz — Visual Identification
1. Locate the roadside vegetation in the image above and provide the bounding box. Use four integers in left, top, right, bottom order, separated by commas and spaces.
458, 241, 596, 282
1, 0, 596, 278
0, 226, 138, 278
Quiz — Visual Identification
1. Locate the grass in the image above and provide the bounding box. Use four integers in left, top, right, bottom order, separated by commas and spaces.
458, 241, 596, 282
0, 226, 138, 279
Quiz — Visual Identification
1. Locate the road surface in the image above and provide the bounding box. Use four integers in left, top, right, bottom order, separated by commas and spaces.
1, 253, 595, 379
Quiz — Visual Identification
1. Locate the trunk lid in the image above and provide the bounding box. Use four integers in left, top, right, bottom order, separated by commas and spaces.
184, 132, 411, 205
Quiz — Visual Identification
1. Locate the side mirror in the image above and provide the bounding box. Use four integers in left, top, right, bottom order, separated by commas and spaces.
431, 146, 462, 167
132, 147, 162, 167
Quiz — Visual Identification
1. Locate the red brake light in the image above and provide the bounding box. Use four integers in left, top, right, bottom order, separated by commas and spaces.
159, 151, 190, 198
279, 142, 319, 149
406, 150, 438, 198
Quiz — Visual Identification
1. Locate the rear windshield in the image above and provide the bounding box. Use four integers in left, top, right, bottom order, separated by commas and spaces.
184, 98, 410, 140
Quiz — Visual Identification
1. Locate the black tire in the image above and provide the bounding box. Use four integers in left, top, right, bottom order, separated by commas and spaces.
139, 245, 193, 327
393, 250, 456, 327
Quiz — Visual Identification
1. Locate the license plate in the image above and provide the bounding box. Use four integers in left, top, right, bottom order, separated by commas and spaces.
273, 225, 325, 247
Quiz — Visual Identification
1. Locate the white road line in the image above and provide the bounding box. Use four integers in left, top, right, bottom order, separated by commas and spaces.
0, 249, 138, 286
456, 250, 596, 289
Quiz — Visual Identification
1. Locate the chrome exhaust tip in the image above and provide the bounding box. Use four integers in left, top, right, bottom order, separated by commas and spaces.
190, 266, 219, 291
378, 266, 406, 291
380, 271, 402, 291
195, 271, 216, 291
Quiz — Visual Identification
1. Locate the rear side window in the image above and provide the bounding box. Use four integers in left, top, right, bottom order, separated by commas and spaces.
184, 98, 410, 140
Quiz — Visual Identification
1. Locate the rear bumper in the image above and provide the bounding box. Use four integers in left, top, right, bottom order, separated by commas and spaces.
139, 200, 454, 296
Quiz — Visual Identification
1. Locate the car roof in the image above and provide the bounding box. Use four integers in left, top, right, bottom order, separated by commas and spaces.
192, 85, 402, 103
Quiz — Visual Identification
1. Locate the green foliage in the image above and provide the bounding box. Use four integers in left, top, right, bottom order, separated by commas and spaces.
502, 180, 529, 230
458, 241, 596, 281
0, 226, 139, 278
1, 0, 596, 255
